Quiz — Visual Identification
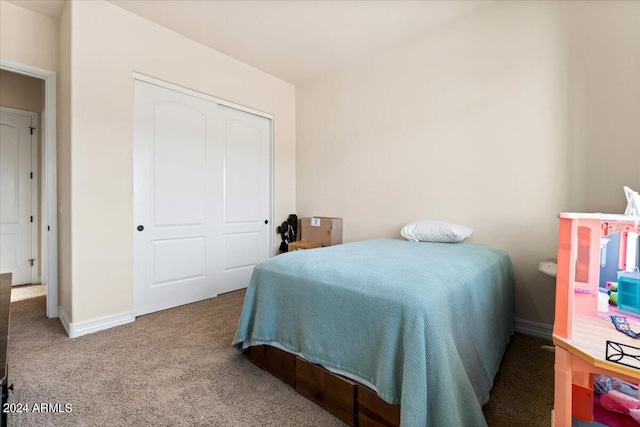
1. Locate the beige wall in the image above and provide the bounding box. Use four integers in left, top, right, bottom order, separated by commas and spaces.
0, 0, 64, 308
297, 0, 640, 326
297, 2, 569, 325
68, 0, 295, 323
0, 70, 45, 277
58, 0, 72, 317
566, 1, 640, 213
0, 70, 44, 111
0, 0, 59, 72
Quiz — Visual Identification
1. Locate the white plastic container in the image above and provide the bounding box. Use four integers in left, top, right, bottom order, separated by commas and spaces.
598, 291, 610, 312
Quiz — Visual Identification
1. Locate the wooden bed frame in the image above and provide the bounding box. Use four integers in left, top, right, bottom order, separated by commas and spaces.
248, 345, 400, 427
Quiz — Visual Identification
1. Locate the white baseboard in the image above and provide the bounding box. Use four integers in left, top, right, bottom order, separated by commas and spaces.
514, 317, 553, 340
58, 306, 71, 337
57, 307, 134, 338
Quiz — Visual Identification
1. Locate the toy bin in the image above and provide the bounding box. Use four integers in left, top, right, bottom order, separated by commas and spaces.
617, 273, 640, 316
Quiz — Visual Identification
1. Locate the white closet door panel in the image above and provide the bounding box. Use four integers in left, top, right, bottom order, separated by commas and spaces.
0, 234, 17, 266
152, 237, 205, 285
0, 110, 34, 285
217, 105, 271, 295
223, 232, 261, 271
0, 123, 19, 223
133, 81, 217, 316
224, 121, 262, 223
153, 104, 206, 227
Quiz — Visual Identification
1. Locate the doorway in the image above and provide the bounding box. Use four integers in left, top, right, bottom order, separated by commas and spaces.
0, 106, 38, 285
0, 60, 58, 318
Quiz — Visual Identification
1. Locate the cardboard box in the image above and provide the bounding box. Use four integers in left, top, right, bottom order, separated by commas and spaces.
299, 217, 343, 247
288, 241, 323, 251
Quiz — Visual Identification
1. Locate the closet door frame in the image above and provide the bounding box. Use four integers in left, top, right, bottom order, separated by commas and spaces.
132, 72, 275, 293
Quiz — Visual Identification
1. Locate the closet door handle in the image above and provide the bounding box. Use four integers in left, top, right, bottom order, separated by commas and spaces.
264, 220, 269, 225
137, 225, 144, 232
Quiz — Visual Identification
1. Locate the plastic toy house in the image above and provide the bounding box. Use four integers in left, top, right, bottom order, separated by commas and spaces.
553, 213, 640, 426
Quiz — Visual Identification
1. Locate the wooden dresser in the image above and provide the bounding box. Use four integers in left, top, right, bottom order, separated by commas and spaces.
0, 273, 11, 427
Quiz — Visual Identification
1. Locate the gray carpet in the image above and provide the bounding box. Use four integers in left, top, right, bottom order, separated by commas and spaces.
6, 290, 554, 426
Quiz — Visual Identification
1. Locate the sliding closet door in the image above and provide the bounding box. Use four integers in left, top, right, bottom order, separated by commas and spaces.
217, 105, 271, 294
133, 79, 271, 316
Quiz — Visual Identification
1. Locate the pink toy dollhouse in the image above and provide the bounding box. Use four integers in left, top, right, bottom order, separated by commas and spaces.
553, 213, 640, 426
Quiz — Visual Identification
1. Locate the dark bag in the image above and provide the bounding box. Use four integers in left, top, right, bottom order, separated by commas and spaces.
277, 214, 298, 252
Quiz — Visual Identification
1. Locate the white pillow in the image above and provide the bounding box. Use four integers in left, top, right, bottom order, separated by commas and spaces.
401, 220, 473, 243
624, 186, 640, 217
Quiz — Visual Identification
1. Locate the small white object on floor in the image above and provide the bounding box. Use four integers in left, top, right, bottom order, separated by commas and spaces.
598, 292, 610, 312
539, 261, 557, 278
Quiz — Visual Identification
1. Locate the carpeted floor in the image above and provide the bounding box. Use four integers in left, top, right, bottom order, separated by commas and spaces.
10, 284, 46, 303
6, 290, 554, 426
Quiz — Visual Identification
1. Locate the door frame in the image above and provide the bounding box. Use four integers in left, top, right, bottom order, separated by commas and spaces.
0, 107, 39, 284
0, 59, 58, 318
132, 73, 275, 312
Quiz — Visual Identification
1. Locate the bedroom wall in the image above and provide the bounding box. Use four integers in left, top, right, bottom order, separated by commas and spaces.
565, 1, 640, 213
67, 0, 296, 323
0, 0, 59, 72
0, 70, 44, 111
58, 0, 72, 317
296, 1, 568, 326
0, 0, 67, 312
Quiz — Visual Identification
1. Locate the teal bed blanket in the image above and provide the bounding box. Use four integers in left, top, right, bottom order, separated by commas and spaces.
233, 238, 514, 426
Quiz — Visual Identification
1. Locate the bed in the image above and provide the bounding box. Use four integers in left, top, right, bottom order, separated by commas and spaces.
233, 238, 514, 426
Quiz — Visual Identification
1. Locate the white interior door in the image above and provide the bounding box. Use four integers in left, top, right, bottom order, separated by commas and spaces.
0, 109, 36, 285
133, 78, 271, 316
217, 105, 271, 294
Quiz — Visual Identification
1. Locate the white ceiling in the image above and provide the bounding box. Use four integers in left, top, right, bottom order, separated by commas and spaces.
6, 0, 494, 84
